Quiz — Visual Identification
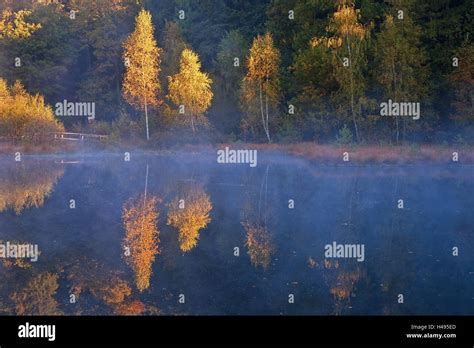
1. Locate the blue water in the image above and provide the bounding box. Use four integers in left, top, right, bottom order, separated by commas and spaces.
0, 154, 472, 315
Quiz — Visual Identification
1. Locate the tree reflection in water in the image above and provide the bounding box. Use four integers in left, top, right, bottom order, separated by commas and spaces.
167, 185, 212, 252
11, 272, 62, 315
122, 194, 160, 292
242, 221, 274, 270
241, 165, 275, 270
0, 161, 64, 214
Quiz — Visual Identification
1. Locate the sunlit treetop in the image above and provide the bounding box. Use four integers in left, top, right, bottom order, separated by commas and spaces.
325, 3, 366, 48
0, 9, 41, 39
168, 48, 213, 115
122, 8, 162, 110
246, 32, 280, 82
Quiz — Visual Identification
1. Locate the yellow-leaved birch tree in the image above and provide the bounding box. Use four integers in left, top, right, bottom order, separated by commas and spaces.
122, 9, 161, 141
167, 48, 213, 133
241, 33, 280, 143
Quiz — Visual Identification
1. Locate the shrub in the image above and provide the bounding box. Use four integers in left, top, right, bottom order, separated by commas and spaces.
335, 124, 353, 145
0, 79, 64, 143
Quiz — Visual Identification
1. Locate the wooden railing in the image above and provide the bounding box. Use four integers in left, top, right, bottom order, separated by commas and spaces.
52, 132, 108, 141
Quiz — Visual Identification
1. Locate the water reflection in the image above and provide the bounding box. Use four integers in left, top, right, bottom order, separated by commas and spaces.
0, 161, 64, 214
0, 156, 472, 315
241, 165, 275, 270
122, 194, 160, 292
167, 184, 212, 253
11, 272, 62, 315
242, 221, 275, 270
64, 256, 154, 315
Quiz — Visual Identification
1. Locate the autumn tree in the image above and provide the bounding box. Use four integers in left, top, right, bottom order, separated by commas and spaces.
167, 48, 213, 133
319, 1, 369, 142
122, 194, 160, 292
241, 33, 280, 142
167, 186, 212, 252
0, 9, 41, 39
122, 9, 162, 141
0, 79, 64, 142
374, 12, 428, 142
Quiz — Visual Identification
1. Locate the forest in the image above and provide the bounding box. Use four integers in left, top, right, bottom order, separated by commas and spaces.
0, 0, 472, 149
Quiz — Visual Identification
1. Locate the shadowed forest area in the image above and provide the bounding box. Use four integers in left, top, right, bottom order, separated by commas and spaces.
0, 0, 472, 156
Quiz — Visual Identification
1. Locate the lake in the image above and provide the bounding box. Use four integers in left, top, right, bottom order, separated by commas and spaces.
0, 153, 472, 315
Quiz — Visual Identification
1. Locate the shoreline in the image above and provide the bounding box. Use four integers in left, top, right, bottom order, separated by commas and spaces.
0, 141, 473, 165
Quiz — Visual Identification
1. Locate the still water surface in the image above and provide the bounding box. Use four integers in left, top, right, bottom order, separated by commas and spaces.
0, 154, 472, 315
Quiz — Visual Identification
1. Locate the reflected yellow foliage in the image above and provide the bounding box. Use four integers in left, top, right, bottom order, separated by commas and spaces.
122, 194, 160, 292
0, 161, 64, 214
66, 257, 139, 314
307, 257, 317, 268
324, 259, 340, 269
92, 277, 132, 305
114, 299, 146, 315
242, 221, 275, 270
0, 240, 41, 269
11, 272, 62, 315
330, 269, 362, 301
167, 186, 212, 252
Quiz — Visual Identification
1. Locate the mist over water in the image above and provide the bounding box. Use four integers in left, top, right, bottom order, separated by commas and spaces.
0, 153, 472, 315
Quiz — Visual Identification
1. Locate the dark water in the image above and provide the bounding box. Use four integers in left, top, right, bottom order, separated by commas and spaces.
0, 153, 472, 315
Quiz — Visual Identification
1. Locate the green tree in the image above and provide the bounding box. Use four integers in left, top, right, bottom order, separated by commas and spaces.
122, 9, 162, 141
292, 38, 336, 141
0, 4, 77, 102
72, 0, 138, 122
449, 44, 474, 123
374, 12, 428, 142
211, 30, 247, 133
161, 21, 187, 92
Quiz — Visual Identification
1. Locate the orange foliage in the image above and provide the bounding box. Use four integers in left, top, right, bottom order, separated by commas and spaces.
167, 186, 212, 252
0, 161, 64, 214
66, 257, 137, 313
11, 272, 62, 315
242, 221, 275, 270
122, 194, 160, 292
114, 300, 146, 315
0, 79, 64, 142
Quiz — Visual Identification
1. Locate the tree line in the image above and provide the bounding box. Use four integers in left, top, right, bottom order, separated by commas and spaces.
0, 0, 472, 145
